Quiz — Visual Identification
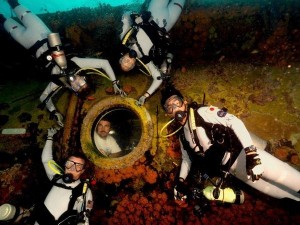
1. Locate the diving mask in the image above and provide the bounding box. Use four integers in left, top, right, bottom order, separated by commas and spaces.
69, 75, 87, 92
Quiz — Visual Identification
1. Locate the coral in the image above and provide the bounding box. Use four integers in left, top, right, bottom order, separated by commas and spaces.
274, 146, 290, 161
0, 164, 29, 204
94, 156, 158, 185
290, 154, 300, 165
104, 190, 184, 225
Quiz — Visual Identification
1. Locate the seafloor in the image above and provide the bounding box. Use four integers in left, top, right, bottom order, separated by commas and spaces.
0, 1, 300, 225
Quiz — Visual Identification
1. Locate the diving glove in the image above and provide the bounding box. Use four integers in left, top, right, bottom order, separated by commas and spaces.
112, 80, 126, 97
174, 179, 188, 201
245, 145, 264, 182
50, 110, 64, 127
136, 95, 147, 106
47, 127, 58, 139
136, 92, 150, 106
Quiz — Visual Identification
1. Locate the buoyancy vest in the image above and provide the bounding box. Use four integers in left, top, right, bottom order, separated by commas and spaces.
180, 103, 243, 176
37, 60, 83, 110
122, 11, 172, 66
27, 38, 53, 74
29, 37, 79, 76
34, 175, 86, 225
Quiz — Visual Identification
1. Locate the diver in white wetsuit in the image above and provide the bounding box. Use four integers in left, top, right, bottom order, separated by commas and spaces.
33, 127, 93, 225
119, 0, 186, 106
160, 84, 300, 204
1, 0, 126, 127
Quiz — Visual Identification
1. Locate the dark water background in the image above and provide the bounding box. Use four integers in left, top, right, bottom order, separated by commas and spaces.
0, 0, 299, 82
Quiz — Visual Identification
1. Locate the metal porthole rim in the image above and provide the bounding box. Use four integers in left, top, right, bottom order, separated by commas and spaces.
80, 96, 153, 169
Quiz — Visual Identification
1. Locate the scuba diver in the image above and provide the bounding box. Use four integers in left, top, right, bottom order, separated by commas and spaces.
0, 127, 93, 225
160, 84, 300, 214
119, 0, 186, 106
0, 0, 126, 127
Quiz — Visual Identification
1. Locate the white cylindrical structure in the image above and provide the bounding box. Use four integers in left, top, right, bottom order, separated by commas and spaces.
48, 33, 67, 70
48, 33, 62, 48
0, 204, 17, 221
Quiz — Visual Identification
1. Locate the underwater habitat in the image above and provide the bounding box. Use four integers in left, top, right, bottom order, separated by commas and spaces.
0, 0, 300, 224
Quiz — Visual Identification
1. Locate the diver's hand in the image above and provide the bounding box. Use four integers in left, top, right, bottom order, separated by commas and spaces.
112, 80, 126, 97
50, 110, 64, 127
245, 145, 264, 182
47, 127, 58, 139
134, 15, 143, 25
174, 178, 188, 201
136, 93, 150, 106
136, 96, 146, 106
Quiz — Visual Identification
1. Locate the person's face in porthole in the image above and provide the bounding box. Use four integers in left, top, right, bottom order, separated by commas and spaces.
93, 109, 142, 157
96, 119, 111, 139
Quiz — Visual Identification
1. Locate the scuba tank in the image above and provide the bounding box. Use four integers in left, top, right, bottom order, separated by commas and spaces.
0, 203, 18, 222
0, 203, 31, 223
202, 186, 244, 204
48, 33, 67, 70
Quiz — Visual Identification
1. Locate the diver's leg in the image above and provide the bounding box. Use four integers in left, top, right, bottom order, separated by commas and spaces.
14, 5, 51, 38
231, 150, 300, 201
148, 0, 169, 10
148, 0, 186, 31
4, 5, 50, 50
3, 18, 28, 47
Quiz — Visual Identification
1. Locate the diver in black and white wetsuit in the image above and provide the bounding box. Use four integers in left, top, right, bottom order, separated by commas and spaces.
160, 84, 300, 204
119, 0, 186, 106
1, 0, 126, 127
0, 128, 93, 225
34, 127, 93, 225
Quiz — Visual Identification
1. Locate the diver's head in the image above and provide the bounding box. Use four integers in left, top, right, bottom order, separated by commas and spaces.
96, 119, 112, 139
119, 50, 137, 72
64, 153, 87, 182
68, 74, 90, 97
161, 84, 187, 123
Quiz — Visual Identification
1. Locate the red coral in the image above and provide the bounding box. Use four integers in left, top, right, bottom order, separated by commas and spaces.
143, 167, 158, 184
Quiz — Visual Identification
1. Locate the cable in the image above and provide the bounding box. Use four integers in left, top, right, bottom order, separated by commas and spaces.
136, 58, 151, 77
159, 119, 183, 138
47, 160, 63, 175
73, 67, 111, 81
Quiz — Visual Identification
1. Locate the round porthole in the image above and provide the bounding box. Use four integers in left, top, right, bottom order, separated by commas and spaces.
80, 96, 153, 169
